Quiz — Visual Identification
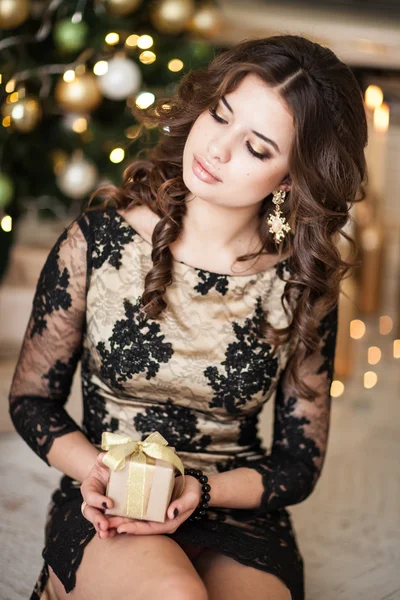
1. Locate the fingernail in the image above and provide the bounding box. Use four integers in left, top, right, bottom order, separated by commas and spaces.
174, 508, 179, 518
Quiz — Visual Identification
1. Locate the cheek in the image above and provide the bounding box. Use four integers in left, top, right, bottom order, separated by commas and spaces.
232, 165, 281, 202
184, 117, 206, 157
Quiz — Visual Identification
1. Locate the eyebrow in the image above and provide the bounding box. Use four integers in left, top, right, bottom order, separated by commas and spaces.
221, 96, 281, 154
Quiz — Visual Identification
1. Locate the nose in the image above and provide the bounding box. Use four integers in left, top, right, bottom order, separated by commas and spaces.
208, 132, 232, 164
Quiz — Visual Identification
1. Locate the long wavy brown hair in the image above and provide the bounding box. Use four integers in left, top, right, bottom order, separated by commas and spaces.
87, 34, 368, 400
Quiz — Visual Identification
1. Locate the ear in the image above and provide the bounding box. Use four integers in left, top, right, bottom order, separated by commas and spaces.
278, 174, 291, 194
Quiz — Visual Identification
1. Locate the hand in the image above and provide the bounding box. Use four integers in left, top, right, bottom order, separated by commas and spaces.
80, 452, 116, 540
106, 474, 202, 536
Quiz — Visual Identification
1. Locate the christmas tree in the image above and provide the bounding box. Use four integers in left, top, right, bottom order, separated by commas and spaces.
0, 0, 223, 280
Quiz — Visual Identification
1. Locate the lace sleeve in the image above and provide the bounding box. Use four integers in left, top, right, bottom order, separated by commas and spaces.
8, 215, 90, 465
247, 303, 339, 515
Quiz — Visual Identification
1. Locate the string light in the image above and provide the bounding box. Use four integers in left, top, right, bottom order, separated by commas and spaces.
373, 102, 390, 133
0, 74, 2, 84
364, 371, 378, 389
63, 70, 76, 82
137, 35, 153, 49
168, 59, 184, 72
0, 215, 12, 232
135, 92, 155, 109
109, 148, 125, 163
126, 34, 139, 47
105, 32, 119, 45
394, 340, 400, 359
364, 85, 383, 110
2, 116, 11, 127
350, 319, 366, 339
379, 315, 393, 335
7, 92, 19, 103
139, 51, 156, 65
330, 380, 345, 398
93, 61, 108, 76
368, 346, 381, 365
72, 117, 87, 133
5, 79, 15, 93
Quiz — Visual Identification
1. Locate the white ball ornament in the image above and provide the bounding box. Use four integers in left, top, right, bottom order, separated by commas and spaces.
56, 154, 98, 200
97, 57, 142, 100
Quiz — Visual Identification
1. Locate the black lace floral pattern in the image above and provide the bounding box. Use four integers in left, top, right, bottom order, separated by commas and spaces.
134, 399, 212, 451
42, 349, 82, 399
193, 269, 229, 296
9, 395, 81, 465
30, 228, 71, 337
42, 477, 95, 594
237, 409, 264, 448
8, 219, 87, 464
218, 304, 339, 516
81, 348, 120, 445
91, 208, 137, 270
204, 297, 279, 414
96, 297, 174, 390
316, 304, 338, 378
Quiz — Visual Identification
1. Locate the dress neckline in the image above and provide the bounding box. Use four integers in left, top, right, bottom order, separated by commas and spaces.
108, 206, 291, 280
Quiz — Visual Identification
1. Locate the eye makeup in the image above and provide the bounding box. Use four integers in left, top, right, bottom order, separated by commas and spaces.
209, 107, 272, 161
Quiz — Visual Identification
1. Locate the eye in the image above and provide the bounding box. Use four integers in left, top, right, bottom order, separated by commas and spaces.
209, 107, 226, 124
208, 107, 271, 162
245, 142, 271, 162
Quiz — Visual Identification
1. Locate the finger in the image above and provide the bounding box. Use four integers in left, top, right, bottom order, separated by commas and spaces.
107, 528, 118, 538
99, 526, 118, 540
82, 504, 111, 533
106, 516, 136, 529
167, 489, 199, 521
117, 520, 157, 535
116, 513, 189, 536
96, 452, 111, 474
81, 477, 114, 511
86, 491, 114, 513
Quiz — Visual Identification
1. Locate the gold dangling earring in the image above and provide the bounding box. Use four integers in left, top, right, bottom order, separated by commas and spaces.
267, 190, 291, 244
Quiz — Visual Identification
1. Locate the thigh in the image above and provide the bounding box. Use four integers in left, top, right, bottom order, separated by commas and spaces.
49, 533, 208, 600
194, 548, 292, 600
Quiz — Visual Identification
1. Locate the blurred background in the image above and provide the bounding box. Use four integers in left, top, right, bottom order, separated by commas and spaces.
0, 1, 399, 599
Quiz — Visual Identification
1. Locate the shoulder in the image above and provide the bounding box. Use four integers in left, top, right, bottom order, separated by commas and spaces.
116, 204, 160, 244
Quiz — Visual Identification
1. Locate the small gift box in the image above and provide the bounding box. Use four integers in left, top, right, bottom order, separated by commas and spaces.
101, 431, 185, 523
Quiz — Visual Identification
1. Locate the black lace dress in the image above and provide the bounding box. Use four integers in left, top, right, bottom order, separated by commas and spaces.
8, 207, 338, 600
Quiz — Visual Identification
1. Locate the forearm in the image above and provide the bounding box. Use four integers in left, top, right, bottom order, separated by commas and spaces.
207, 468, 264, 510
47, 430, 100, 484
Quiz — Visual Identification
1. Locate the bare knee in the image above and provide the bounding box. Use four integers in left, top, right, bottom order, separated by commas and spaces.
140, 572, 208, 600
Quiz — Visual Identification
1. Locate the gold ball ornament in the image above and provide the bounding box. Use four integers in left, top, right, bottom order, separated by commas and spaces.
104, 0, 142, 16
150, 0, 196, 34
55, 72, 102, 113
1, 95, 42, 133
189, 3, 222, 37
0, 0, 30, 29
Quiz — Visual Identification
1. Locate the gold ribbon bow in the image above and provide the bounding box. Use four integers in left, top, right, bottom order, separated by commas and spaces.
101, 431, 185, 519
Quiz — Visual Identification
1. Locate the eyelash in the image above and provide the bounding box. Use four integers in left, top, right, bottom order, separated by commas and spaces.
208, 108, 271, 161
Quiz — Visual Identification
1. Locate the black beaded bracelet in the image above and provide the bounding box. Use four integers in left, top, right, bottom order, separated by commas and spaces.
176, 468, 211, 522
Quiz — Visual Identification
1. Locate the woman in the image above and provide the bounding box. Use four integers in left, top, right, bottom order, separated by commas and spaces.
9, 34, 367, 600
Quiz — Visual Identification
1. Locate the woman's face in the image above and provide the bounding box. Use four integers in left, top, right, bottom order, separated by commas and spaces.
182, 73, 294, 210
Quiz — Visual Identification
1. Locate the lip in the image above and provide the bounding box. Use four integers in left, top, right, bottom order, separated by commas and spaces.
192, 155, 222, 183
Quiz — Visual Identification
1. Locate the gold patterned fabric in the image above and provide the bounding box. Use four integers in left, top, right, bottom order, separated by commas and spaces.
9, 207, 339, 600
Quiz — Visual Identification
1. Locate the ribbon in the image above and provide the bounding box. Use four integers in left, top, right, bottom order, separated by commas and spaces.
101, 431, 185, 519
